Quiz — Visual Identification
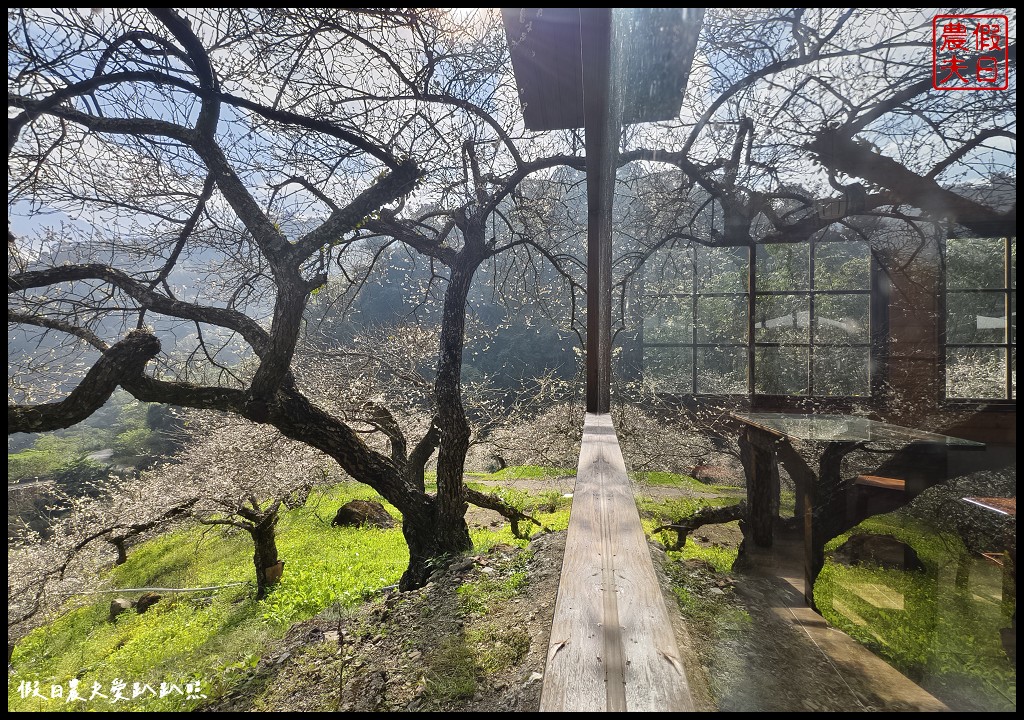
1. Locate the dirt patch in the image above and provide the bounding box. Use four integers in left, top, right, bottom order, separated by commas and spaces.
204, 528, 727, 713
205, 533, 565, 712
683, 520, 745, 549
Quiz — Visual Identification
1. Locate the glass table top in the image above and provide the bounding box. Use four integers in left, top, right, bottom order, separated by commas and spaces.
730, 412, 985, 447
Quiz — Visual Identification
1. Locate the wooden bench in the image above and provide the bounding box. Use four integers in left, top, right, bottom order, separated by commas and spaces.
854, 474, 907, 491
852, 474, 906, 521
539, 413, 695, 712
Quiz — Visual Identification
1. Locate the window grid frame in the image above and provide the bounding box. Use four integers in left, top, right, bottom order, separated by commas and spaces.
940, 235, 1016, 402
640, 244, 750, 395
751, 238, 873, 398
641, 238, 876, 399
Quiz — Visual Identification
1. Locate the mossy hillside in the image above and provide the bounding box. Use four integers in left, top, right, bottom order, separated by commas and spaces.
815, 511, 1015, 712
8, 468, 574, 712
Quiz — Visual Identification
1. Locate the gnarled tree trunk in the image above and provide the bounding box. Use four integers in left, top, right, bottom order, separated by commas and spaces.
426, 220, 492, 577
247, 508, 281, 601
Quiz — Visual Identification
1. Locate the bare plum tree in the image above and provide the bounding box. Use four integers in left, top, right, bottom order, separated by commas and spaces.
8, 8, 592, 592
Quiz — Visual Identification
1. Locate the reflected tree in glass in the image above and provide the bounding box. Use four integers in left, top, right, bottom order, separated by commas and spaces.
756, 346, 809, 395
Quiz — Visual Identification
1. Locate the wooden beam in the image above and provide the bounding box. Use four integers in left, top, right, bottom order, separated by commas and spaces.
500, 8, 584, 131
502, 9, 703, 131
583, 8, 617, 414
616, 9, 705, 125
540, 413, 695, 711
503, 9, 705, 410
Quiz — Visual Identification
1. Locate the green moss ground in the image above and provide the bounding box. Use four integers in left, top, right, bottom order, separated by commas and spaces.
8, 468, 573, 713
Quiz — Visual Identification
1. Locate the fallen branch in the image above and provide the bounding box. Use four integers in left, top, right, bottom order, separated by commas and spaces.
466, 487, 552, 539
653, 501, 747, 551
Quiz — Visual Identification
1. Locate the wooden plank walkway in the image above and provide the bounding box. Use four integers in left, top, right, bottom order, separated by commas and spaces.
540, 413, 695, 711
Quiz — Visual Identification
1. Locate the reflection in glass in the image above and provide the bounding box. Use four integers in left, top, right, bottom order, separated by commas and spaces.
642, 237, 881, 397
815, 241, 870, 290
1012, 241, 1016, 290
696, 246, 747, 293
696, 296, 747, 343
946, 347, 1006, 398
815, 294, 869, 344
818, 472, 1016, 712
757, 243, 809, 291
755, 294, 809, 342
642, 295, 692, 343
946, 237, 1005, 289
643, 346, 693, 394
945, 293, 1007, 344
814, 346, 869, 396
755, 346, 808, 395
731, 412, 984, 445
1011, 291, 1016, 344
696, 346, 747, 394
644, 247, 694, 293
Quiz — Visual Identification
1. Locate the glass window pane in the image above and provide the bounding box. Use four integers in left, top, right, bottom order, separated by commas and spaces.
756, 243, 809, 291
814, 294, 869, 344
642, 295, 692, 343
946, 237, 1005, 289
1011, 240, 1016, 290
755, 346, 808, 395
813, 346, 869, 396
696, 246, 748, 293
945, 347, 1006, 398
814, 241, 870, 290
644, 247, 694, 293
945, 292, 1007, 343
696, 295, 747, 343
643, 346, 693, 394
696, 346, 747, 394
1011, 291, 1016, 344
754, 294, 809, 342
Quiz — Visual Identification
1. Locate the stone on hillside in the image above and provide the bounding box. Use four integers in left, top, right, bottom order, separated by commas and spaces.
136, 592, 162, 614
109, 598, 133, 622
332, 499, 395, 529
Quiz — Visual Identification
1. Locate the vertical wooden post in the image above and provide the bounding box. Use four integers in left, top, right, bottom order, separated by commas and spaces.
582, 8, 619, 414
902, 442, 948, 498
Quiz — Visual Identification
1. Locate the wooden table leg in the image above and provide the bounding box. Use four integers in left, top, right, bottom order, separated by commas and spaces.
738, 426, 780, 547
774, 439, 814, 524
903, 442, 947, 499
804, 441, 857, 609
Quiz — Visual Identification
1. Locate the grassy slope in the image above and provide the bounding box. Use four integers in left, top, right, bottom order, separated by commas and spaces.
631, 470, 744, 573
32, 467, 1002, 713
8, 469, 573, 712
